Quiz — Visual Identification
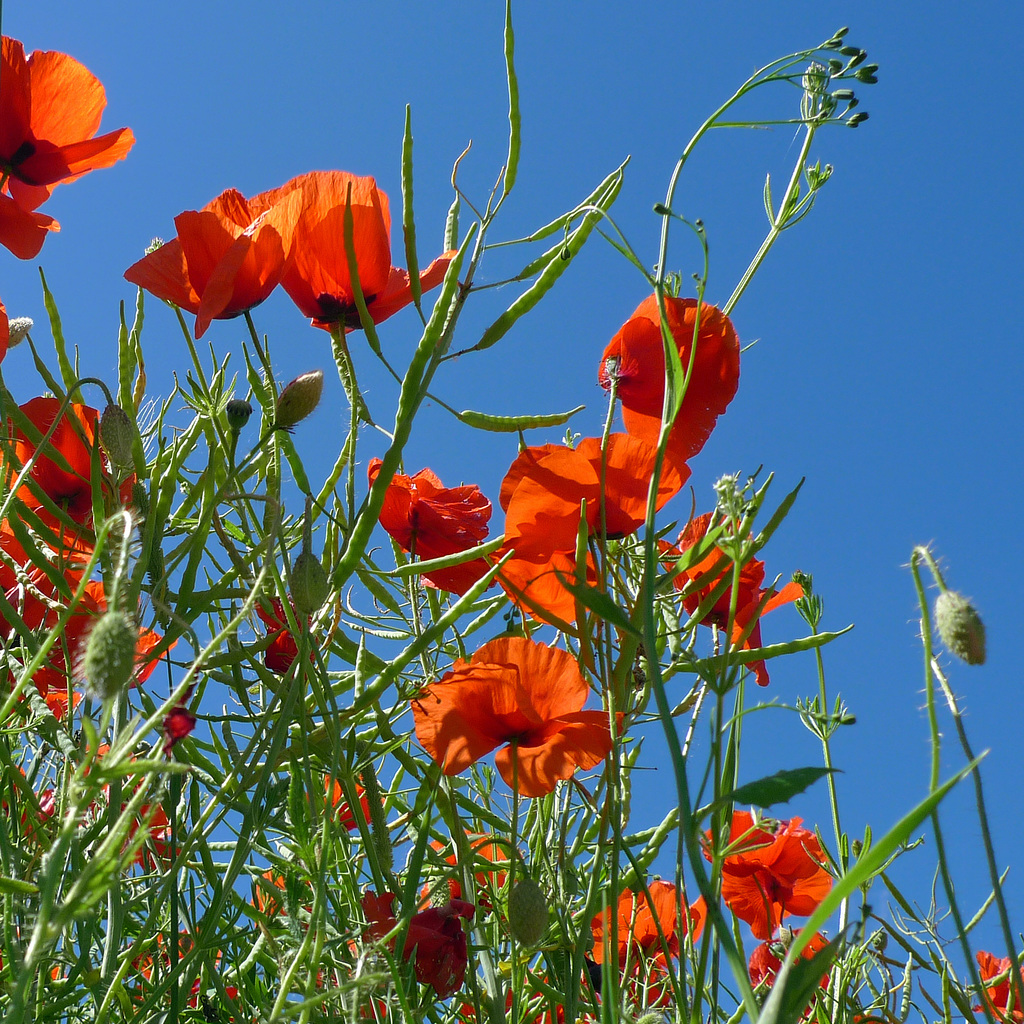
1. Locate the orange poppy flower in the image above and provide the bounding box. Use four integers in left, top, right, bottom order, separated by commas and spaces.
412, 636, 612, 798
705, 810, 832, 940
324, 776, 372, 831
748, 929, 830, 992
425, 834, 509, 907
124, 185, 303, 338
368, 458, 493, 596
0, 37, 134, 201
0, 189, 59, 259
255, 598, 305, 674
590, 883, 705, 967
270, 170, 454, 330
498, 435, 688, 625
599, 295, 739, 464
977, 951, 1024, 1022
666, 512, 803, 687
0, 297, 7, 360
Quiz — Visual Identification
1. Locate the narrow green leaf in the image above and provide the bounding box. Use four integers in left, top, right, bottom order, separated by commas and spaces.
401, 104, 422, 310
673, 627, 854, 674
342, 183, 385, 359
39, 269, 77, 394
388, 535, 504, 577
502, 0, 521, 197
117, 300, 138, 413
456, 405, 585, 432
758, 934, 843, 1024
557, 576, 642, 639
443, 194, 460, 252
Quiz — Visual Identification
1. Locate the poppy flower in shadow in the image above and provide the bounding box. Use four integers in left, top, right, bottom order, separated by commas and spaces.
424, 834, 509, 908
748, 929, 830, 993
976, 951, 1024, 1022
665, 512, 803, 687
497, 435, 688, 625
412, 636, 612, 797
0, 297, 6, 360
272, 171, 454, 331
368, 458, 493, 596
361, 890, 475, 1000
323, 776, 371, 832
705, 810, 832, 940
0, 37, 133, 205
599, 296, 739, 464
124, 186, 303, 338
255, 599, 305, 674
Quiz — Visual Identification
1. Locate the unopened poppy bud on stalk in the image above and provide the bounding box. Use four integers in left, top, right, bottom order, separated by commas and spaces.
7, 317, 33, 348
275, 370, 323, 430
507, 878, 549, 946
99, 403, 136, 473
290, 549, 328, 616
935, 590, 986, 665
226, 398, 253, 432
81, 611, 138, 701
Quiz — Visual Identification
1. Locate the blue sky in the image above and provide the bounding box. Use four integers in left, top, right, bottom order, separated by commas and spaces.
3, 0, 1023, 963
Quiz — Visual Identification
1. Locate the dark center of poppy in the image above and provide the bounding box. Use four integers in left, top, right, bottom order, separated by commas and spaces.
9, 140, 36, 170
315, 292, 378, 328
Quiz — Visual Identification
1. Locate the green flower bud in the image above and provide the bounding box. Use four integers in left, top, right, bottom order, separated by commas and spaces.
100, 403, 136, 473
81, 611, 138, 701
275, 371, 323, 430
226, 398, 253, 432
507, 878, 549, 946
7, 317, 33, 348
935, 590, 986, 665
290, 550, 329, 616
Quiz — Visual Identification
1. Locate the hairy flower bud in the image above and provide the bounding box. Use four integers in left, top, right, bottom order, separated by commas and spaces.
7, 316, 33, 348
82, 611, 138, 701
507, 878, 549, 946
935, 590, 986, 665
290, 550, 329, 616
226, 398, 253, 432
275, 371, 323, 429
100, 403, 136, 473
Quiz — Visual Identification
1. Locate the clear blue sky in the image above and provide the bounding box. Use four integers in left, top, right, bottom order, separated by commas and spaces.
3, 0, 1023, 959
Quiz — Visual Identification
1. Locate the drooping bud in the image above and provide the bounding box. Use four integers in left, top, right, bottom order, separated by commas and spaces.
507, 878, 549, 946
275, 371, 323, 430
7, 317, 33, 348
99, 403, 136, 473
934, 590, 986, 665
81, 611, 138, 701
290, 550, 329, 616
226, 398, 253, 432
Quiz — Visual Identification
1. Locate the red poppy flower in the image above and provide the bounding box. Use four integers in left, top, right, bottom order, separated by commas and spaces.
361, 890, 475, 999
124, 186, 303, 338
748, 930, 830, 992
425, 834, 509, 907
498, 435, 688, 625
255, 598, 305, 674
705, 810, 832, 940
162, 703, 196, 755
0, 37, 133, 202
0, 189, 59, 259
0, 297, 7, 361
976, 951, 1024, 1022
599, 295, 739, 463
666, 512, 803, 687
269, 170, 454, 330
368, 458, 493, 596
413, 636, 612, 798
324, 776, 371, 831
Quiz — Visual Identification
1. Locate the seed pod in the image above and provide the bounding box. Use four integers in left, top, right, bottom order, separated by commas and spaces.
82, 611, 138, 701
935, 590, 986, 665
100, 403, 136, 472
275, 371, 324, 429
507, 878, 549, 946
290, 550, 328, 616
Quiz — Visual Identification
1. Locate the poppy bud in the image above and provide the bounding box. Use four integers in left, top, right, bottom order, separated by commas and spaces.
507, 878, 549, 946
81, 611, 138, 701
934, 590, 986, 665
7, 316, 33, 348
226, 398, 253, 432
145, 237, 164, 254
847, 112, 870, 127
100, 403, 136, 473
636, 1015, 666, 1024
275, 371, 323, 430
290, 550, 329, 616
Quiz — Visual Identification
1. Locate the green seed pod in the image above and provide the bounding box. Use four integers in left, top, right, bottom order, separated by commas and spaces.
275, 371, 324, 429
226, 398, 253, 432
81, 611, 138, 701
290, 550, 328, 616
507, 878, 549, 946
100, 403, 136, 473
935, 590, 986, 665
